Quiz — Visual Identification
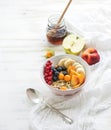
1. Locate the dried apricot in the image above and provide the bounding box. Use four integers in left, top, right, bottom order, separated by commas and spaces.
60, 86, 67, 90
72, 84, 81, 89
71, 75, 79, 86
64, 75, 71, 82
58, 73, 64, 80
45, 51, 53, 58
67, 65, 75, 73
69, 69, 78, 76
44, 48, 55, 58
78, 73, 85, 84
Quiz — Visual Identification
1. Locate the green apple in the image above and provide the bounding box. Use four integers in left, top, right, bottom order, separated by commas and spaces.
62, 34, 86, 55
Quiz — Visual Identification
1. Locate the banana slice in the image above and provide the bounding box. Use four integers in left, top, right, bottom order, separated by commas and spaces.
58, 58, 85, 75
64, 58, 75, 68
73, 62, 85, 74
58, 58, 68, 66
73, 62, 82, 69
76, 67, 85, 74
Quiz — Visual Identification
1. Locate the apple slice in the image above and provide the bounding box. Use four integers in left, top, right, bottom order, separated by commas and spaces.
62, 34, 86, 55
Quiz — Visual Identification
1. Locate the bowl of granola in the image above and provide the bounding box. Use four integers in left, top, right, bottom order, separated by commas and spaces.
42, 54, 90, 96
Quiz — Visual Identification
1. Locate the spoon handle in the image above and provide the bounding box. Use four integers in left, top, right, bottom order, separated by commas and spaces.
45, 101, 73, 124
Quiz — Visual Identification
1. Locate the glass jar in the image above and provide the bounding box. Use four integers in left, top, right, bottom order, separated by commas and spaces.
46, 14, 67, 45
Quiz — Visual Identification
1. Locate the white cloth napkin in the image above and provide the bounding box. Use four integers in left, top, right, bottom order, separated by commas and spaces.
30, 52, 111, 130
30, 3, 111, 130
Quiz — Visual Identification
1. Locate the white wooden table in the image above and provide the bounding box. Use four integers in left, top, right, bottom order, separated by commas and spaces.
0, 0, 111, 130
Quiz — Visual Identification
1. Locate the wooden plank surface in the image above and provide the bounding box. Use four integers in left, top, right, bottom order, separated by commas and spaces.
0, 0, 111, 130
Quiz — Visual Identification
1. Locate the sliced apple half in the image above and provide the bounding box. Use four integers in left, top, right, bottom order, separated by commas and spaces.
62, 34, 86, 55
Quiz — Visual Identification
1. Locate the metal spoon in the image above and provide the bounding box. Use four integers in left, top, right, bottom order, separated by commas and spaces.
26, 88, 73, 124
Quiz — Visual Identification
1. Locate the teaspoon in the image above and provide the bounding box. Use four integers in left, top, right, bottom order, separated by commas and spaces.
26, 88, 73, 124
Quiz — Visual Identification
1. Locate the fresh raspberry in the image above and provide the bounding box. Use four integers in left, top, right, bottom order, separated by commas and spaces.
44, 73, 48, 77
43, 60, 53, 85
48, 71, 52, 76
47, 81, 52, 85
47, 76, 52, 81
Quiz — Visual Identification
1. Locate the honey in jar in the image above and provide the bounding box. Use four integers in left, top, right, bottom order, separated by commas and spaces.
46, 14, 67, 45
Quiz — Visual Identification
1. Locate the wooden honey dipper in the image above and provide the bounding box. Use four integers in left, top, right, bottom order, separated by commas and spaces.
47, 0, 72, 37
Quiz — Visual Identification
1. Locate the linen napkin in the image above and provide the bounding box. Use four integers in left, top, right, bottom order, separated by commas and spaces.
30, 51, 111, 130
30, 33, 111, 130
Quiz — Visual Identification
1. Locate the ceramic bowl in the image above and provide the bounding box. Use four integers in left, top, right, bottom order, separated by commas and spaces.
41, 54, 90, 96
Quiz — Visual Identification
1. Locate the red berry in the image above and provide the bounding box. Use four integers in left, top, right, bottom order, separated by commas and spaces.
46, 61, 52, 66
47, 76, 52, 81
44, 73, 48, 77
44, 76, 48, 80
47, 60, 52, 64
45, 69, 50, 73
46, 80, 49, 83
46, 66, 50, 70
49, 71, 52, 76
47, 81, 52, 85
43, 60, 53, 85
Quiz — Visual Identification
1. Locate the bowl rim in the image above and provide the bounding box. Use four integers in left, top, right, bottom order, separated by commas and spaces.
41, 54, 90, 93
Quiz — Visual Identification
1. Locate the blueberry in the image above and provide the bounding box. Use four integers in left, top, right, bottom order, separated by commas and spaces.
51, 66, 55, 70
52, 68, 57, 73
56, 66, 62, 72
52, 76, 58, 81
61, 66, 67, 71
54, 71, 59, 76
62, 71, 68, 75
